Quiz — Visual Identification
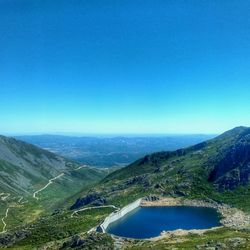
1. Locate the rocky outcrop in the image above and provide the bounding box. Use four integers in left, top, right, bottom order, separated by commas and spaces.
124, 175, 149, 187
106, 174, 151, 194
209, 131, 250, 190
0, 229, 31, 247
144, 195, 160, 202
70, 193, 106, 210
196, 237, 247, 249
60, 233, 114, 250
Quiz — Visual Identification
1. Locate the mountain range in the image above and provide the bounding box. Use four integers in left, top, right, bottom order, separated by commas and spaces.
0, 127, 250, 249
72, 126, 250, 212
16, 134, 215, 167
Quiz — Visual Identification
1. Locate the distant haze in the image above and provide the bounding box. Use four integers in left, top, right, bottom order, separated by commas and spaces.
17, 134, 216, 167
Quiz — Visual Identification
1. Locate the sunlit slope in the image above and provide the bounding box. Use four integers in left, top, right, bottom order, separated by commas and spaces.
72, 127, 250, 212
0, 135, 106, 196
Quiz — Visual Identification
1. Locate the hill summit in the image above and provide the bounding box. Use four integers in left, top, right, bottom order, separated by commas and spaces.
72, 126, 250, 211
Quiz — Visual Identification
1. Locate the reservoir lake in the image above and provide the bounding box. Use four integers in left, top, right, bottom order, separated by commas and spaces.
106, 206, 221, 239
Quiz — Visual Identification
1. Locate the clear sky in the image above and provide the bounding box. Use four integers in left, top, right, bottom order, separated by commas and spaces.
1, 0, 250, 135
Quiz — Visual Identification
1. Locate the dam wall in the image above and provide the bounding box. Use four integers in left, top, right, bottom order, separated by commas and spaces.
100, 198, 142, 232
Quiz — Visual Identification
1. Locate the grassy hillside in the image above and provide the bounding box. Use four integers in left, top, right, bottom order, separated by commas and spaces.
70, 126, 250, 213
1, 127, 250, 249
0, 135, 81, 195
0, 135, 108, 232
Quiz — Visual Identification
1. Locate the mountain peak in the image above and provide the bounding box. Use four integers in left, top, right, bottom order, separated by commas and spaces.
215, 126, 250, 141
229, 126, 249, 133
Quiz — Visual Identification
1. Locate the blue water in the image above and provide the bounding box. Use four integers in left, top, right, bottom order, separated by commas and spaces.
106, 206, 221, 239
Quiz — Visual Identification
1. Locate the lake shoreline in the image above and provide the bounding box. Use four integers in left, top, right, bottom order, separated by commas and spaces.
98, 196, 250, 241
141, 197, 250, 231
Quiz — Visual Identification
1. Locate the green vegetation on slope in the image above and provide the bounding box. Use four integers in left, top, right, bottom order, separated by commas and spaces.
10, 207, 115, 249
76, 126, 250, 213
126, 228, 250, 250
0, 135, 109, 234
1, 127, 250, 249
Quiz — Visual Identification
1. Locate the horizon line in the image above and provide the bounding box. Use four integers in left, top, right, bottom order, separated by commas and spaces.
2, 132, 218, 137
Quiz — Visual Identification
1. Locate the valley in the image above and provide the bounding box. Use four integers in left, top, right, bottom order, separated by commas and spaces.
0, 135, 108, 237
0, 127, 250, 249
1, 0, 249, 248
16, 135, 215, 167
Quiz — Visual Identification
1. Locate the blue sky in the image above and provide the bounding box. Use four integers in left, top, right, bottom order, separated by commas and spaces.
1, 0, 250, 134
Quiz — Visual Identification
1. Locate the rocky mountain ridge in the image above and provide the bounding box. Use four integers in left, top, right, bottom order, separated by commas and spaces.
71, 127, 250, 211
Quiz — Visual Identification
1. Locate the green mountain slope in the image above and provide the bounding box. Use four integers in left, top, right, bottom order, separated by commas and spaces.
0, 135, 107, 231
0, 135, 106, 195
1, 128, 250, 249
0, 135, 75, 195
71, 127, 250, 212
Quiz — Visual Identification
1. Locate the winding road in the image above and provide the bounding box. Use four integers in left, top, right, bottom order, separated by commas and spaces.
0, 208, 9, 234
73, 165, 86, 171
1, 193, 10, 201
0, 165, 88, 234
71, 205, 117, 218
18, 196, 23, 203
32, 165, 87, 200
33, 173, 65, 200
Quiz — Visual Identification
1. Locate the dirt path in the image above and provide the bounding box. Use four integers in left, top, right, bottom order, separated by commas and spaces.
18, 196, 23, 203
74, 165, 87, 171
33, 173, 65, 200
1, 165, 89, 234
0, 208, 9, 234
1, 193, 10, 201
71, 205, 117, 218
32, 165, 87, 200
